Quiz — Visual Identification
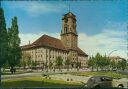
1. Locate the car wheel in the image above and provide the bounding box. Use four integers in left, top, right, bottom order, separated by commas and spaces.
94, 85, 100, 89
118, 84, 124, 88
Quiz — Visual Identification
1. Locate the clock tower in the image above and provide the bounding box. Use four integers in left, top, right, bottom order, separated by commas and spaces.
61, 12, 78, 48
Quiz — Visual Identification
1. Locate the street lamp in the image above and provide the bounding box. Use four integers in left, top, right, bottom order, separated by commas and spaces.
108, 50, 118, 72
108, 50, 118, 57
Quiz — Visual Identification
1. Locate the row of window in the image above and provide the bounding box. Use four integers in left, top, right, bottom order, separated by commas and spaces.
34, 54, 67, 60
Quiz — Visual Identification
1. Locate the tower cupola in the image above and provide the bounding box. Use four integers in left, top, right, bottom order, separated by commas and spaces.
61, 12, 78, 48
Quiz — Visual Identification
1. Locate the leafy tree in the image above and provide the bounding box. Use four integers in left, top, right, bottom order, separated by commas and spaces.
110, 60, 117, 71
8, 17, 21, 74
126, 61, 128, 70
55, 56, 63, 71
31, 61, 38, 68
20, 60, 27, 69
95, 53, 102, 71
100, 55, 110, 71
117, 59, 127, 71
21, 52, 31, 69
103, 56, 110, 70
65, 56, 71, 71
87, 53, 110, 71
87, 57, 95, 71
76, 61, 81, 71
2, 61, 9, 72
49, 61, 53, 70
0, 7, 8, 86
31, 61, 38, 67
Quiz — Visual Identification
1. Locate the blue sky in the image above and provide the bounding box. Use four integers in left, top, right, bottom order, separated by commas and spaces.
2, 1, 127, 58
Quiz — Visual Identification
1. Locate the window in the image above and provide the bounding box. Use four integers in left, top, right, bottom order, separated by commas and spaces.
64, 27, 68, 33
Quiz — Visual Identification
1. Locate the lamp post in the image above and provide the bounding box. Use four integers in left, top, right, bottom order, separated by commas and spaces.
108, 50, 118, 72
108, 50, 118, 57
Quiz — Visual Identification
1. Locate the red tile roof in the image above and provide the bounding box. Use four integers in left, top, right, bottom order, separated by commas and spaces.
21, 34, 88, 57
32, 34, 66, 50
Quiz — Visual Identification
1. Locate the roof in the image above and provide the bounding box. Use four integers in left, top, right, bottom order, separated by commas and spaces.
109, 56, 126, 61
62, 12, 76, 21
64, 12, 76, 17
67, 47, 88, 56
33, 34, 66, 50
21, 34, 88, 57
21, 34, 66, 51
76, 47, 88, 56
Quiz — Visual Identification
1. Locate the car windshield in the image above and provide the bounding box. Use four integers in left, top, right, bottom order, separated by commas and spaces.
101, 77, 112, 81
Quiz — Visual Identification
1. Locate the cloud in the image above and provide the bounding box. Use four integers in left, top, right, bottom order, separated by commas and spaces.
19, 21, 127, 59
7, 1, 66, 17
19, 32, 60, 46
78, 29, 127, 59
19, 28, 127, 59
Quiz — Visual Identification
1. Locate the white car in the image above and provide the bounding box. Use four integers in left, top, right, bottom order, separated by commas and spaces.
86, 76, 128, 88
113, 78, 128, 88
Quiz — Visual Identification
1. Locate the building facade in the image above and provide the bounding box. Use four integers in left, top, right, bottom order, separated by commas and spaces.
21, 12, 88, 68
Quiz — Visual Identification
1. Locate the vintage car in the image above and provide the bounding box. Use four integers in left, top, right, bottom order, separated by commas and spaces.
113, 78, 128, 88
86, 76, 127, 88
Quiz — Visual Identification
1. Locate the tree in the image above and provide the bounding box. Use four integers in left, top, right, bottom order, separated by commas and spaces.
49, 61, 53, 70
0, 7, 8, 86
21, 52, 31, 69
55, 56, 63, 71
76, 61, 81, 71
110, 60, 117, 71
65, 57, 71, 71
31, 61, 38, 67
87, 57, 95, 71
99, 55, 110, 71
87, 53, 110, 71
8, 17, 21, 74
95, 53, 102, 71
117, 59, 127, 71
103, 56, 110, 71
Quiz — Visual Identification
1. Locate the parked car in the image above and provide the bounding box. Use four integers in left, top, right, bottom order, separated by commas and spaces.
113, 78, 128, 88
86, 76, 125, 88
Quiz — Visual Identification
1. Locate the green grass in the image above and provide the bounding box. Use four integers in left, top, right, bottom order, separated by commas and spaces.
2, 77, 82, 88
70, 71, 128, 79
2, 70, 33, 75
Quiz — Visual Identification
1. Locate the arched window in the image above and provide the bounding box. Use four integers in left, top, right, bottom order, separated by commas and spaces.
64, 24, 69, 33
64, 27, 67, 33
65, 27, 67, 33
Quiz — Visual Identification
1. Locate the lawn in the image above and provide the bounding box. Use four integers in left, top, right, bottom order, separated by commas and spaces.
2, 70, 33, 75
2, 77, 82, 88
70, 71, 128, 79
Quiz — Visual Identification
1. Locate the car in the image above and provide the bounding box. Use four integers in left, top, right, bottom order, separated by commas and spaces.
87, 76, 113, 88
113, 78, 128, 88
86, 76, 126, 88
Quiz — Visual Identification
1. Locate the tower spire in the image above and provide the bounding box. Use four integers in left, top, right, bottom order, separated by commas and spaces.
68, 4, 70, 12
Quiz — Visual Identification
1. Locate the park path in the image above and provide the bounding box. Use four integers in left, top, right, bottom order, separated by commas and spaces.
2, 69, 128, 88
1, 69, 88, 80
1, 72, 42, 80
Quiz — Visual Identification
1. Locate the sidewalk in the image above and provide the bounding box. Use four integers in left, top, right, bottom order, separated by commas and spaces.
2, 68, 88, 80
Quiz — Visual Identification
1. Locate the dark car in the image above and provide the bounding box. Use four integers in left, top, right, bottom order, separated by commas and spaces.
87, 76, 113, 88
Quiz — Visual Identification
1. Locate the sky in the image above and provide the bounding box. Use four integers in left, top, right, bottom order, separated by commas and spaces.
2, 0, 128, 59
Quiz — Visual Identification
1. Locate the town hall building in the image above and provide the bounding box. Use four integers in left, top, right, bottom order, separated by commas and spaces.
21, 12, 88, 69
